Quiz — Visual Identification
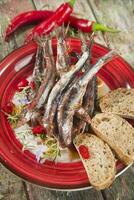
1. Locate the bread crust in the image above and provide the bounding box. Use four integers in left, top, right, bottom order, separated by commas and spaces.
74, 133, 116, 190
92, 126, 133, 165
91, 113, 134, 165
99, 88, 134, 119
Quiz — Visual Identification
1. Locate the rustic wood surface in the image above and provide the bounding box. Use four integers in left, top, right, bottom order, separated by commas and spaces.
0, 0, 134, 199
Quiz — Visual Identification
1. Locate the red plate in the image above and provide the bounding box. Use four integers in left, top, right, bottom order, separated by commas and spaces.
0, 38, 134, 191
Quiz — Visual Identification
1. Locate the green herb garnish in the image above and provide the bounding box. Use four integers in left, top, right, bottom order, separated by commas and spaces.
43, 136, 61, 161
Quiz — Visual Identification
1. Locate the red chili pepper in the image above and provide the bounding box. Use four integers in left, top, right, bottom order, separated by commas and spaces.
25, 0, 75, 43
78, 145, 90, 159
5, 8, 119, 42
69, 16, 119, 33
17, 78, 29, 92
32, 125, 47, 135
4, 10, 53, 41
3, 102, 15, 114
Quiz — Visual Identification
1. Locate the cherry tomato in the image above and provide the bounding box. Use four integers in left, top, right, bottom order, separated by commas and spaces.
17, 78, 29, 92
32, 125, 47, 135
3, 102, 15, 114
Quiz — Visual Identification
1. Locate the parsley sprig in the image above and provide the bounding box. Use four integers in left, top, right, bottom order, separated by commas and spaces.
2, 105, 24, 128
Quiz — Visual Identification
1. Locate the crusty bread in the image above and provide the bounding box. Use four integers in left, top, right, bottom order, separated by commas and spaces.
91, 113, 134, 165
73, 133, 116, 190
99, 88, 134, 119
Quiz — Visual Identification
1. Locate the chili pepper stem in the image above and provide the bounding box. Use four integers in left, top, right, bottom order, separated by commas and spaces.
28, 0, 37, 10
93, 23, 120, 33
69, 0, 76, 7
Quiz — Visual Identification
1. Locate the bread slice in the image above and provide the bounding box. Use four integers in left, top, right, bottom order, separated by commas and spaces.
91, 113, 134, 165
73, 133, 116, 190
99, 88, 134, 119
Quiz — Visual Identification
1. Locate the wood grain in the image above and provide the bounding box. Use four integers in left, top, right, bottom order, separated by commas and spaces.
89, 0, 134, 67
0, 1, 33, 200
0, 0, 33, 60
25, 184, 104, 200
102, 165, 134, 200
0, 164, 27, 200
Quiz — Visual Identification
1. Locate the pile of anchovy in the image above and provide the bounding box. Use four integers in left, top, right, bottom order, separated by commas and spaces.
17, 29, 116, 148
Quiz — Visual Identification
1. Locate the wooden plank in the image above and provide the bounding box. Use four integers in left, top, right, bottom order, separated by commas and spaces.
88, 0, 134, 67
0, 164, 27, 200
25, 184, 104, 200
101, 165, 134, 200
0, 1, 33, 200
0, 0, 33, 60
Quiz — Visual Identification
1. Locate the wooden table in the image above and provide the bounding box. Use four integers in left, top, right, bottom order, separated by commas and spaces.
0, 0, 134, 199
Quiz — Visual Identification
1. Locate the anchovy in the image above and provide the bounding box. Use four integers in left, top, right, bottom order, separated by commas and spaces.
71, 34, 96, 117
17, 39, 56, 127
26, 45, 45, 102
44, 34, 95, 135
57, 82, 88, 147
73, 34, 95, 134
32, 45, 45, 91
56, 88, 75, 143
75, 108, 92, 124
57, 84, 87, 147
83, 76, 97, 115
74, 76, 97, 135
68, 34, 95, 135
28, 38, 56, 110
56, 28, 69, 76
36, 39, 56, 109
43, 50, 90, 135
79, 34, 96, 116
57, 51, 116, 147
76, 76, 97, 133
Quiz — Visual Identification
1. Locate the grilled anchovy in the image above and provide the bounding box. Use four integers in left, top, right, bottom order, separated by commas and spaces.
17, 39, 56, 127
73, 34, 95, 134
28, 38, 56, 110
43, 50, 90, 135
57, 81, 88, 147
26, 45, 45, 102
76, 108, 92, 124
57, 51, 116, 147
44, 34, 95, 135
32, 45, 45, 91
56, 28, 69, 76
83, 76, 97, 115
71, 34, 96, 117
80, 34, 96, 116
74, 76, 97, 134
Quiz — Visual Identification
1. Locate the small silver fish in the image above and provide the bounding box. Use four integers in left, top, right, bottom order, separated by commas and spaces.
57, 50, 117, 147
43, 48, 90, 136
17, 38, 56, 127
28, 38, 56, 110
56, 27, 69, 76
